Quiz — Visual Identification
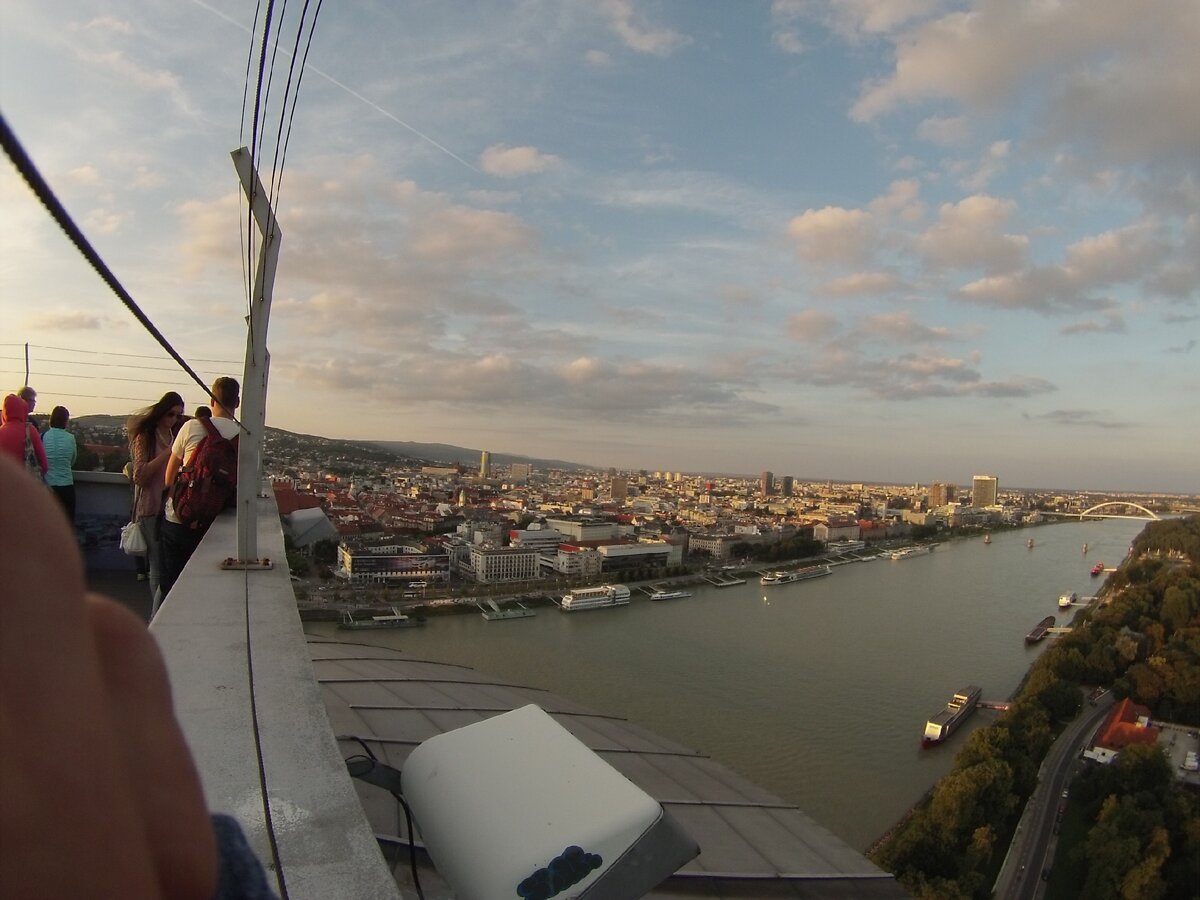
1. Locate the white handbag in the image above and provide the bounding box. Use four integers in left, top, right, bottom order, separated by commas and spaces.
120, 520, 147, 556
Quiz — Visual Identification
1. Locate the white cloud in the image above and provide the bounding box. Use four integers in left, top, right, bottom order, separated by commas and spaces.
786, 206, 876, 266
868, 178, 924, 223
479, 144, 564, 178
916, 115, 970, 147
816, 272, 904, 297
598, 0, 689, 56
917, 194, 1027, 273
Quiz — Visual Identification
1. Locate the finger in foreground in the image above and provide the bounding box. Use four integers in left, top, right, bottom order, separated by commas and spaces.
0, 454, 161, 896
85, 593, 217, 899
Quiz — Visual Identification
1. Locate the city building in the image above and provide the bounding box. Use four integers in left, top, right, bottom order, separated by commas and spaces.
972, 474, 999, 508
336, 543, 450, 584
928, 481, 956, 508
467, 544, 540, 583
781, 475, 794, 497
1083, 698, 1160, 764
611, 475, 628, 500
479, 450, 491, 478
759, 470, 774, 496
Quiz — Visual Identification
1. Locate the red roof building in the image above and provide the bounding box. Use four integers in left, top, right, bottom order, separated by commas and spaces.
1089, 698, 1159, 761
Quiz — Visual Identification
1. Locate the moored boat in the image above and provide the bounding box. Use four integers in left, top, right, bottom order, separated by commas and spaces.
1091, 561, 1105, 576
922, 685, 982, 746
1058, 592, 1077, 609
649, 589, 692, 601
560, 584, 631, 611
887, 545, 932, 560
759, 564, 833, 586
1025, 615, 1055, 643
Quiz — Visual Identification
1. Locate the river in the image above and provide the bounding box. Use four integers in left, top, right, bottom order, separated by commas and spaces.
309, 518, 1144, 850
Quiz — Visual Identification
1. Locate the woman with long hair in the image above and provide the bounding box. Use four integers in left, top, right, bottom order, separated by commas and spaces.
127, 391, 184, 616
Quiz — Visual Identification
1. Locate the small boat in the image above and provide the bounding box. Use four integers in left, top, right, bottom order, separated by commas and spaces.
1027, 538, 1035, 549
983, 535, 991, 544
1091, 562, 1105, 577
1082, 543, 1088, 554
1025, 615, 1055, 643
338, 607, 424, 630
1058, 592, 1077, 609
649, 589, 692, 601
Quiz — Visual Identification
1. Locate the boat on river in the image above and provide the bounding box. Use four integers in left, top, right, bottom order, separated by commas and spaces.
1027, 538, 1035, 549
560, 584, 631, 611
1058, 592, 1077, 609
922, 685, 981, 747
983, 535, 991, 544
887, 546, 932, 560
649, 589, 692, 601
1025, 615, 1055, 643
1091, 561, 1105, 576
338, 608, 424, 630
760, 565, 832, 586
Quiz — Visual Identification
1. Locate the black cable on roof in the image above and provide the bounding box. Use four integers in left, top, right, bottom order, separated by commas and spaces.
0, 113, 244, 431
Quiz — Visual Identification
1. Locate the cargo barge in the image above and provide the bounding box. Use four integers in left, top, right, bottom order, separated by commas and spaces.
922, 685, 982, 746
1025, 615, 1055, 643
759, 564, 833, 586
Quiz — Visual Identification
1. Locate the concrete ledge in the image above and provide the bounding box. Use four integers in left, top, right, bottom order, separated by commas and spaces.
152, 488, 400, 899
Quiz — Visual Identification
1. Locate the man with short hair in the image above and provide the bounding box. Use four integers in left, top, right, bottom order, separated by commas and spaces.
159, 377, 241, 604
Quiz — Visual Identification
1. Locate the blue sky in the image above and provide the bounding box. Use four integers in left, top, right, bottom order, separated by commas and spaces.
2, 1, 1197, 492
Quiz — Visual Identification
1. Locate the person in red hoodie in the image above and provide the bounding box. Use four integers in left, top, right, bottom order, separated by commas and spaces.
0, 393, 47, 479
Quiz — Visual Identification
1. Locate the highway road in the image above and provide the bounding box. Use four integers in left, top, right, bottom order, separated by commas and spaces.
993, 693, 1115, 899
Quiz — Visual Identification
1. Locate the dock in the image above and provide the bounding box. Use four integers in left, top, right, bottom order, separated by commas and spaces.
704, 574, 746, 587
478, 598, 536, 621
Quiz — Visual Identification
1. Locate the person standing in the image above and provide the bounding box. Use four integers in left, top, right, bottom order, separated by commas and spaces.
126, 392, 185, 615
161, 378, 240, 601
0, 393, 47, 479
42, 406, 77, 520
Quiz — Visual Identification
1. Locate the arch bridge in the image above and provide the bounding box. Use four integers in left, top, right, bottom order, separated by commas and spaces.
1078, 501, 1160, 521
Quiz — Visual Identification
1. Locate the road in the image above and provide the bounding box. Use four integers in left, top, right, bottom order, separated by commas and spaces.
993, 693, 1115, 899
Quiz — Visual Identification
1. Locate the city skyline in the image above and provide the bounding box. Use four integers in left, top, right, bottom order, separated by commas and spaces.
2, 1, 1197, 493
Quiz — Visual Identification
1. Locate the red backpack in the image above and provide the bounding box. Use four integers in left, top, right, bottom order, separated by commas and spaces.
171, 418, 239, 528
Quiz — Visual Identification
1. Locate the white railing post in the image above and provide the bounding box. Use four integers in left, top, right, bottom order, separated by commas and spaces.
229, 147, 280, 566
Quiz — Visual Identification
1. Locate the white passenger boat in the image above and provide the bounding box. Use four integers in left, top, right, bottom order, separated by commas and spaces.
649, 589, 692, 601
759, 565, 832, 586
887, 546, 932, 560
560, 584, 631, 611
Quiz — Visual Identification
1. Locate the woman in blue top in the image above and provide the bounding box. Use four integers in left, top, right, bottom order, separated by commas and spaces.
43, 406, 77, 521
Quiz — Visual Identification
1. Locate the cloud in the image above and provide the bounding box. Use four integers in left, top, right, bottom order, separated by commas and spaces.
867, 179, 924, 223
787, 206, 876, 266
917, 195, 1027, 273
598, 0, 689, 56
815, 272, 904, 297
787, 310, 841, 342
856, 311, 953, 344
957, 217, 1179, 312
917, 115, 970, 147
1166, 338, 1196, 354
479, 144, 564, 178
849, 0, 1199, 174
585, 49, 612, 67
770, 0, 806, 53
1060, 311, 1127, 336
25, 310, 120, 331
1023, 409, 1132, 429
959, 140, 1010, 191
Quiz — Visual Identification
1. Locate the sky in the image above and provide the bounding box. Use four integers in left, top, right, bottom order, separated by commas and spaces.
1, 1, 1197, 493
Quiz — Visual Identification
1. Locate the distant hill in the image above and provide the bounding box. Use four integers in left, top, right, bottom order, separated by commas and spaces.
368, 440, 591, 472
72, 416, 593, 472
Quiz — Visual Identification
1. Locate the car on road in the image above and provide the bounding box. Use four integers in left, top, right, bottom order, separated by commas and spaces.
1061, 788, 1069, 799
